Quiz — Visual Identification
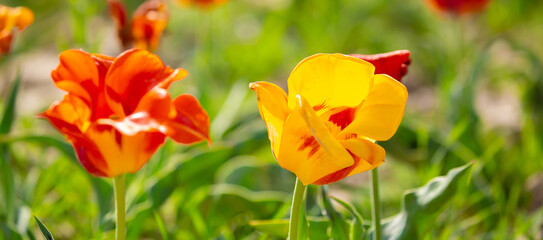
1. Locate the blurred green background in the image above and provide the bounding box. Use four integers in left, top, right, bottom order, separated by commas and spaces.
1, 0, 543, 239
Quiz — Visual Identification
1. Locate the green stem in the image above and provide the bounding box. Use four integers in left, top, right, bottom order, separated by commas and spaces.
114, 174, 126, 240
288, 177, 307, 240
371, 168, 382, 240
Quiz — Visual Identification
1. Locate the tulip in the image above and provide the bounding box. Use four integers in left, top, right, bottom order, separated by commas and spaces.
250, 53, 408, 185
0, 5, 33, 56
41, 48, 209, 240
251, 53, 409, 240
108, 0, 168, 51
41, 48, 210, 178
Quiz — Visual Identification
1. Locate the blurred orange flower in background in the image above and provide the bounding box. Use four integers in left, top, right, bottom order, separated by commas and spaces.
427, 0, 491, 15
0, 5, 33, 57
350, 50, 411, 82
40, 49, 210, 178
175, 0, 229, 9
108, 0, 168, 51
250, 53, 408, 185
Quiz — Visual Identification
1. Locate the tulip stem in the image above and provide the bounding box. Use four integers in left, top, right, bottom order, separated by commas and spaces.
113, 174, 126, 240
371, 168, 382, 240
288, 177, 307, 240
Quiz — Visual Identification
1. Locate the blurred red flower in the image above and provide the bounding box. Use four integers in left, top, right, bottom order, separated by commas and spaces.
0, 5, 33, 57
108, 0, 168, 51
427, 0, 491, 14
41, 49, 210, 177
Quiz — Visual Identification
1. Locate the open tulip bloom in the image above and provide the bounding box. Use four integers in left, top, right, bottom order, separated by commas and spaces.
250, 53, 408, 239
250, 53, 408, 185
41, 48, 209, 239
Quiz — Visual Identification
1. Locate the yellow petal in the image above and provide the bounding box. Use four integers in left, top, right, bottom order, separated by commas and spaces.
277, 95, 353, 185
340, 138, 385, 177
339, 74, 408, 141
249, 81, 290, 158
287, 53, 375, 114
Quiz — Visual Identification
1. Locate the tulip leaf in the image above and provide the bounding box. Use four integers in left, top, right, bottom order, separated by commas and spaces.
250, 217, 329, 240
34, 215, 54, 240
0, 73, 20, 224
368, 162, 473, 240
148, 148, 233, 209
2, 134, 113, 225
0, 73, 20, 134
0, 222, 23, 240
321, 186, 349, 240
331, 196, 366, 240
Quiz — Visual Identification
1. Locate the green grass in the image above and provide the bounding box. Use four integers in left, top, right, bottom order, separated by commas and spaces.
1, 0, 543, 239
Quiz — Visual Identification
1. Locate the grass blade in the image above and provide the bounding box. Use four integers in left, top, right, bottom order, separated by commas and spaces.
34, 215, 54, 240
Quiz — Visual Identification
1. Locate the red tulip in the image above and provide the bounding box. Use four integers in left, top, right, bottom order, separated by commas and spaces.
427, 0, 491, 15
41, 49, 210, 177
350, 50, 411, 82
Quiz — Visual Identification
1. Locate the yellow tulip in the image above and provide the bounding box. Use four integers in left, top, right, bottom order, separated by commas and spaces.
250, 53, 408, 185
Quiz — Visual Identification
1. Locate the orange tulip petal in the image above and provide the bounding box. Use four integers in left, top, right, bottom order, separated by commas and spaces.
13, 7, 33, 30
105, 49, 187, 116
340, 74, 408, 141
51, 50, 100, 101
287, 53, 375, 114
98, 88, 174, 136
40, 94, 91, 136
85, 123, 165, 177
350, 50, 411, 82
249, 81, 290, 158
277, 95, 353, 185
164, 94, 210, 144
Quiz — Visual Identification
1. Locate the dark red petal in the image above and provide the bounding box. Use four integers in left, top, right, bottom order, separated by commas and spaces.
350, 50, 411, 82
165, 94, 210, 144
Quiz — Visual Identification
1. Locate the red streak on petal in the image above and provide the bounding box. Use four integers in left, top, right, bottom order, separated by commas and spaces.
298, 135, 320, 158
312, 102, 327, 112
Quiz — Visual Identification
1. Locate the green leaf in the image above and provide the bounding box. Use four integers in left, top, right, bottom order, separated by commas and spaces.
148, 148, 233, 209
3, 135, 113, 225
210, 80, 248, 140
34, 215, 54, 240
0, 222, 23, 240
0, 73, 20, 224
331, 197, 365, 240
250, 217, 329, 240
0, 73, 20, 134
321, 186, 349, 240
368, 162, 473, 240
154, 211, 169, 240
